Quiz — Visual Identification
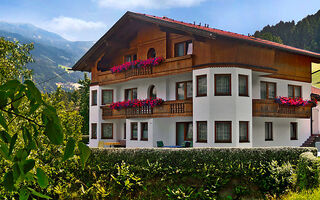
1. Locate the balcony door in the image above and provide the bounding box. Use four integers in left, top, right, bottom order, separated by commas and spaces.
176, 122, 193, 146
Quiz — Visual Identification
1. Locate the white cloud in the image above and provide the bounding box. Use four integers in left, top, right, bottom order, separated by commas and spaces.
95, 0, 206, 9
43, 16, 107, 41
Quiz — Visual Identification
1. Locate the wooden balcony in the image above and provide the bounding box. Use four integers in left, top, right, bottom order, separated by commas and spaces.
95, 54, 193, 85
252, 99, 312, 118
101, 99, 193, 119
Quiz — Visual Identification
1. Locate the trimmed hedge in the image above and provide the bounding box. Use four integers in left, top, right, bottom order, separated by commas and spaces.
90, 147, 317, 166
0, 147, 318, 199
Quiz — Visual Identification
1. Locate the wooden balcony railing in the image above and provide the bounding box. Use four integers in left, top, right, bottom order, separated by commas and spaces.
95, 54, 193, 85
101, 99, 193, 119
252, 99, 312, 118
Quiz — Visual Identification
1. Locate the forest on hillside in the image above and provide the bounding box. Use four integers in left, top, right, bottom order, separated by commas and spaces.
254, 10, 320, 53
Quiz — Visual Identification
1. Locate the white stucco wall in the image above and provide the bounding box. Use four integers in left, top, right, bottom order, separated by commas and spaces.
252, 117, 310, 147
89, 66, 312, 148
192, 67, 253, 147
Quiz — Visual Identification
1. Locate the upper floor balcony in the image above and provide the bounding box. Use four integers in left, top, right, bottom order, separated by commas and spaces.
252, 99, 312, 118
95, 54, 193, 85
101, 99, 192, 119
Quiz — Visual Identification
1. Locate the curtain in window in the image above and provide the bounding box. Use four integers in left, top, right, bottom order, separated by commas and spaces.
239, 76, 247, 96
198, 122, 207, 141
91, 124, 97, 139
288, 85, 293, 98
92, 91, 97, 105
197, 76, 207, 95
176, 43, 185, 57
132, 89, 137, 99
187, 82, 193, 98
142, 123, 148, 139
216, 75, 230, 94
260, 82, 266, 99
177, 83, 185, 100
132, 123, 138, 139
268, 83, 275, 98
125, 55, 132, 62
186, 123, 193, 140
239, 122, 248, 142
187, 42, 193, 55
102, 124, 112, 139
265, 123, 272, 140
290, 123, 297, 139
102, 90, 113, 105
294, 87, 301, 98
216, 122, 231, 142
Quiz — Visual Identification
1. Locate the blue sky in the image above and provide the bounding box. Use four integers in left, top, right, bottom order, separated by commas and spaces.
0, 0, 320, 41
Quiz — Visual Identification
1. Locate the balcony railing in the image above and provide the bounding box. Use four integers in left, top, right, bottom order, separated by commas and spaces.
101, 99, 192, 119
252, 99, 312, 118
95, 54, 193, 85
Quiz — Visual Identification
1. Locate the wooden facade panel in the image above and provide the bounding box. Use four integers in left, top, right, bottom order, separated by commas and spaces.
90, 20, 313, 84
252, 99, 312, 118
101, 99, 193, 119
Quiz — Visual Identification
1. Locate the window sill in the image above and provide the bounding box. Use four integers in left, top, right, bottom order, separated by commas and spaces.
265, 139, 273, 141
91, 137, 97, 140
239, 95, 249, 97
101, 137, 113, 140
290, 138, 298, 140
215, 94, 231, 96
196, 140, 207, 143
215, 141, 232, 143
141, 139, 148, 141
239, 141, 250, 143
196, 95, 207, 97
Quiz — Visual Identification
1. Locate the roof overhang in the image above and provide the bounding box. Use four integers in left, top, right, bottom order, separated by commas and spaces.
72, 11, 320, 72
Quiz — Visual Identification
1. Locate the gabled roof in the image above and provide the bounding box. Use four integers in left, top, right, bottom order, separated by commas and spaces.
73, 11, 320, 71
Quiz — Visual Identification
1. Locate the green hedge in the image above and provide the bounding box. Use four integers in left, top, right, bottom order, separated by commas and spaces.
0, 147, 318, 199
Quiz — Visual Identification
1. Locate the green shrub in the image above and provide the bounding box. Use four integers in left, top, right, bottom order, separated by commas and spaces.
297, 152, 320, 190
0, 147, 317, 199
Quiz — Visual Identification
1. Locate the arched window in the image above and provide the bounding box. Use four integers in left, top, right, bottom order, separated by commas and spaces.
149, 85, 157, 99
147, 48, 156, 58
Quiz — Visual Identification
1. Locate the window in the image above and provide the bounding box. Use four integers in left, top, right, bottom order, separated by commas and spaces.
265, 122, 273, 141
124, 54, 137, 63
149, 85, 157, 99
125, 88, 137, 101
197, 121, 207, 142
141, 122, 148, 141
196, 75, 207, 97
102, 90, 113, 105
174, 41, 193, 57
131, 122, 138, 140
239, 75, 248, 96
290, 122, 298, 140
124, 123, 126, 139
260, 82, 276, 99
215, 74, 231, 96
91, 90, 97, 106
176, 122, 193, 145
239, 121, 249, 142
91, 123, 97, 139
215, 121, 232, 143
147, 48, 156, 58
101, 123, 113, 139
288, 85, 301, 98
176, 81, 193, 100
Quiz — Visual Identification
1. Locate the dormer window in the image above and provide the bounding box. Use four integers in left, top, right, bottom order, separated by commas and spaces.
147, 48, 156, 58
175, 41, 193, 57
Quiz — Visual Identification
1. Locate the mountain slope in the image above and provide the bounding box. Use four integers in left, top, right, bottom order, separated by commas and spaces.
0, 22, 94, 91
254, 10, 320, 53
